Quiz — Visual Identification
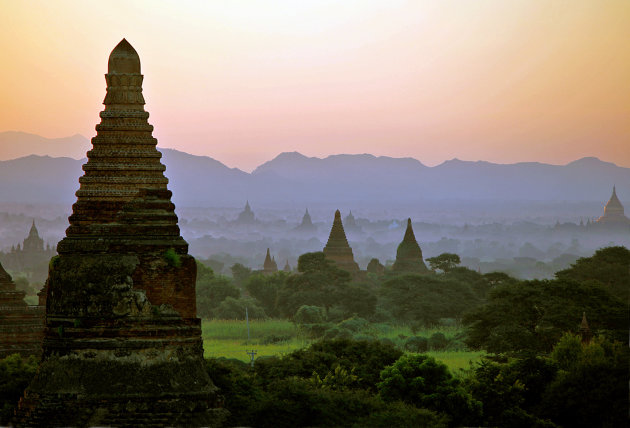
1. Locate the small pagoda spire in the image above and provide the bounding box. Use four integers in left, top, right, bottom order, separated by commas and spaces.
263, 248, 278, 274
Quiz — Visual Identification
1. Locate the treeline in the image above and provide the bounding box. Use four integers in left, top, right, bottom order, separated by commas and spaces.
1, 246, 627, 426
196, 247, 627, 350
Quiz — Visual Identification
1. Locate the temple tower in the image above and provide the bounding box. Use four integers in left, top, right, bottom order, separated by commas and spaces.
0, 262, 45, 358
16, 39, 224, 427
596, 186, 630, 225
323, 210, 359, 273
262, 248, 278, 274
296, 208, 316, 232
580, 312, 592, 344
236, 200, 256, 224
392, 218, 429, 273
22, 221, 44, 252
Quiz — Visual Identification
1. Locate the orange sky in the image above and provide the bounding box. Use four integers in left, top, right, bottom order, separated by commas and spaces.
0, 0, 628, 171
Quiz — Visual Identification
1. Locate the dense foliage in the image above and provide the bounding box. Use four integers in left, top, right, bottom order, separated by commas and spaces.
0, 354, 38, 425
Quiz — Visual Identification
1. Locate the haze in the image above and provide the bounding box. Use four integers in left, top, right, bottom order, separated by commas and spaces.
0, 0, 628, 171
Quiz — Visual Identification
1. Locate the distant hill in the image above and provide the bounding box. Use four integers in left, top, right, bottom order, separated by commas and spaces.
0, 131, 90, 160
0, 141, 628, 208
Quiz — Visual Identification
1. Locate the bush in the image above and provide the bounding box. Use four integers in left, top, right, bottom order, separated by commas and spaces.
294, 305, 325, 324
428, 332, 449, 350
0, 354, 39, 425
213, 297, 266, 320
378, 354, 482, 426
337, 316, 370, 333
405, 336, 429, 353
163, 248, 181, 267
323, 327, 353, 340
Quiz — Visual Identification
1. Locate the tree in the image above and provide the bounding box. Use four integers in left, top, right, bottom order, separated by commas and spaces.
276, 252, 351, 318
230, 263, 252, 287
245, 272, 288, 317
426, 253, 461, 273
380, 274, 481, 325
539, 334, 629, 428
463, 278, 627, 354
0, 354, 38, 424
555, 246, 629, 302
196, 271, 241, 318
378, 354, 482, 426
213, 296, 266, 320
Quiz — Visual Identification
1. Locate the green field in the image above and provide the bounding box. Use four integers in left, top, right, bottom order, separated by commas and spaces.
202, 319, 484, 372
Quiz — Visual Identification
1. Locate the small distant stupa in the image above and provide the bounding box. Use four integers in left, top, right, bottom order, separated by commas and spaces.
263, 248, 278, 274
0, 261, 45, 358
580, 312, 592, 344
392, 218, 428, 273
344, 210, 361, 232
283, 259, 291, 272
323, 210, 359, 273
236, 201, 256, 224
596, 186, 630, 226
295, 208, 316, 232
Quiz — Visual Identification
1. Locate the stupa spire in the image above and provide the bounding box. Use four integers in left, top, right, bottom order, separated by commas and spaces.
323, 210, 359, 273
392, 218, 428, 273
263, 248, 278, 274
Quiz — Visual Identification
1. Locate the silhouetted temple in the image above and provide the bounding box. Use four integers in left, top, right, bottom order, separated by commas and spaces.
0, 221, 55, 282
0, 261, 44, 358
323, 210, 359, 273
262, 248, 278, 274
596, 186, 630, 226
15, 39, 224, 426
344, 210, 360, 232
283, 259, 291, 272
236, 200, 256, 224
295, 208, 316, 232
392, 218, 428, 273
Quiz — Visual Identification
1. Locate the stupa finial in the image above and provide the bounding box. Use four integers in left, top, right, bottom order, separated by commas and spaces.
108, 38, 141, 74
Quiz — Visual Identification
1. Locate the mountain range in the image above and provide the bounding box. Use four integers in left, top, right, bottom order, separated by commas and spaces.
0, 132, 628, 209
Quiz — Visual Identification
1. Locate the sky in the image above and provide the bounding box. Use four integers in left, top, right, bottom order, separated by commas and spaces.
0, 0, 628, 171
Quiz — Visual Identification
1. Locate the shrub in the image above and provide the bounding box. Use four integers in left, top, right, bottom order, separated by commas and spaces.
428, 332, 449, 350
213, 297, 266, 320
163, 248, 181, 267
294, 305, 325, 324
0, 354, 39, 425
405, 336, 429, 353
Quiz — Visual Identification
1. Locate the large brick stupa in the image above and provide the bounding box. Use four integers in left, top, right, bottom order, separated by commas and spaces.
15, 39, 225, 427
323, 210, 359, 273
391, 218, 429, 273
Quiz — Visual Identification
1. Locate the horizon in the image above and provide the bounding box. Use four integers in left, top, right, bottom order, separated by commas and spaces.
1, 1, 629, 171
0, 130, 626, 173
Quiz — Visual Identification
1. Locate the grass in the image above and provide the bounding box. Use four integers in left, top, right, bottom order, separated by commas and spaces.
201, 319, 485, 371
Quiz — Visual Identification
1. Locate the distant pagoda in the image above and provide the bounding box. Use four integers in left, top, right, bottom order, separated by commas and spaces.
15, 39, 224, 426
344, 210, 360, 232
236, 200, 256, 224
323, 210, 359, 273
22, 220, 44, 252
283, 259, 291, 272
262, 248, 278, 274
392, 218, 428, 273
296, 208, 316, 232
0, 261, 45, 358
596, 186, 630, 226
